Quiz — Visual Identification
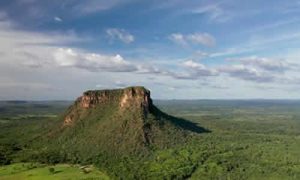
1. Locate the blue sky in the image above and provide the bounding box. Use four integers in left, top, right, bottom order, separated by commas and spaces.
1, 0, 300, 100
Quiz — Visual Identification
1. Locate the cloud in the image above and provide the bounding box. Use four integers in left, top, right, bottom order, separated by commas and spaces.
136, 60, 218, 80
170, 72, 198, 80
191, 3, 231, 23
243, 18, 300, 34
212, 55, 300, 85
174, 57, 300, 84
217, 57, 300, 83
248, 32, 300, 48
235, 57, 294, 73
114, 80, 128, 88
168, 33, 187, 46
0, 0, 131, 27
169, 32, 215, 47
155, 60, 218, 80
54, 16, 62, 22
182, 60, 218, 76
0, 18, 139, 74
193, 51, 210, 59
0, 20, 85, 51
186, 33, 215, 46
0, 82, 57, 91
136, 64, 170, 75
106, 28, 134, 44
1, 16, 298, 86
53, 48, 137, 72
0, 19, 205, 79
0, 19, 86, 69
198, 82, 229, 90
210, 30, 300, 59
219, 65, 275, 83
1, 13, 300, 100
210, 47, 248, 58
154, 1, 232, 23
218, 57, 298, 83
72, 0, 127, 14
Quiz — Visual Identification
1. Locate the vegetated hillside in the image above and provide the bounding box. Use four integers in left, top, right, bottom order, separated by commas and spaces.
2, 100, 300, 179
46, 86, 207, 160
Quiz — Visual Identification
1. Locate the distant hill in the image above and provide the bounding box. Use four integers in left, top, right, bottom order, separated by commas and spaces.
47, 86, 207, 159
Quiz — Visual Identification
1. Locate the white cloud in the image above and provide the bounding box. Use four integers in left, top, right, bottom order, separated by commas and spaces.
53, 48, 137, 72
0, 21, 84, 53
168, 33, 187, 46
212, 29, 300, 59
186, 33, 215, 46
0, 20, 86, 69
191, 3, 231, 23
53, 48, 77, 66
136, 64, 170, 75
181, 60, 218, 77
193, 51, 210, 59
170, 1, 239, 24
243, 18, 300, 34
106, 28, 134, 44
73, 0, 127, 14
210, 48, 246, 58
183, 60, 205, 69
219, 64, 275, 83
168, 87, 176, 91
154, 1, 232, 23
169, 32, 215, 47
1, 15, 300, 99
54, 16, 62, 22
217, 56, 300, 83
1, 17, 298, 88
233, 57, 295, 73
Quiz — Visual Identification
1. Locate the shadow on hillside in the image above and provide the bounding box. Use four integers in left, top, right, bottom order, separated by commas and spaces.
151, 106, 211, 134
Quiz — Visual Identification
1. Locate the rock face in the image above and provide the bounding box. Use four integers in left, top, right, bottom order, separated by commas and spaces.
119, 87, 152, 113
63, 86, 152, 126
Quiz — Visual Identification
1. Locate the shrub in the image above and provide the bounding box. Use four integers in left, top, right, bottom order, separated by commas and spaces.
48, 167, 55, 174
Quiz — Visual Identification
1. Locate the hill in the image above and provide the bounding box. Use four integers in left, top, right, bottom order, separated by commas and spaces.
44, 86, 207, 161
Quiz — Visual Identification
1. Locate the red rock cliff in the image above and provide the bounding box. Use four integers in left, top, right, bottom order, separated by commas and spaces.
63, 86, 152, 126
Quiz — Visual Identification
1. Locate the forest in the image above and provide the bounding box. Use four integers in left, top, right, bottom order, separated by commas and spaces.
0, 100, 300, 179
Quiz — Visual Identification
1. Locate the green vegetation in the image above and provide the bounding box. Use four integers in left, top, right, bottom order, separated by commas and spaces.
1, 99, 300, 179
42, 87, 200, 160
0, 163, 109, 179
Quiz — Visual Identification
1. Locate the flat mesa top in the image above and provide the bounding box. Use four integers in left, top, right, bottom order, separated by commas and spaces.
83, 86, 149, 95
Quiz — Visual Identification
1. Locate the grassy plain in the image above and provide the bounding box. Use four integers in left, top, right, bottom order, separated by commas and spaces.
0, 163, 109, 180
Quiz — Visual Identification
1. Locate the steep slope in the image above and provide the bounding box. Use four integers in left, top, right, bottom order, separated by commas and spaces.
49, 86, 206, 158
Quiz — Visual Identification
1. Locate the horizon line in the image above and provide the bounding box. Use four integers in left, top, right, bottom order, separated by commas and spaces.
2, 98, 300, 102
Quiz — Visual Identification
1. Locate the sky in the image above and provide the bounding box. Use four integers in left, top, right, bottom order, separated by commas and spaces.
1, 0, 300, 100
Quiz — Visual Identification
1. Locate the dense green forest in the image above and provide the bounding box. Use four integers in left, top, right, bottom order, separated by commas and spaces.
0, 100, 300, 179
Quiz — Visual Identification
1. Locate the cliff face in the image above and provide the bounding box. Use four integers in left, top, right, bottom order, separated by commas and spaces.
119, 87, 152, 113
63, 86, 152, 126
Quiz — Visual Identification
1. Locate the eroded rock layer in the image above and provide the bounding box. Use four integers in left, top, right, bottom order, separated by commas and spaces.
63, 86, 152, 126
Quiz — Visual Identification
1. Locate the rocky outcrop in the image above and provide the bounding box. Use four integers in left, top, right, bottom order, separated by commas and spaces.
120, 87, 152, 113
77, 90, 119, 108
63, 86, 153, 126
